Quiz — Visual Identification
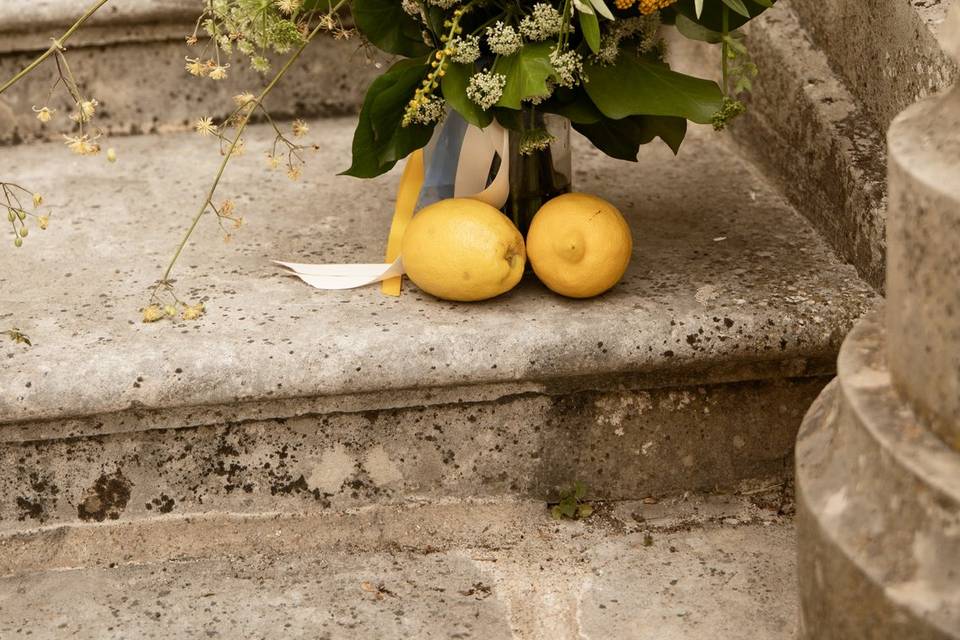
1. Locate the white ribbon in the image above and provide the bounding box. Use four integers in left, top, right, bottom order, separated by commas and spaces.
275, 121, 510, 290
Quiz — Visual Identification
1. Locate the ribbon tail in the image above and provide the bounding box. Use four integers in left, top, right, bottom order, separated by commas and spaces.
381, 149, 425, 297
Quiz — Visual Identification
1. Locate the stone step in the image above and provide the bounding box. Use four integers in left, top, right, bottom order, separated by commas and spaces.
734, 5, 890, 290
671, 1, 955, 292
796, 310, 960, 639
0, 118, 874, 539
790, 0, 957, 131
0, 494, 799, 640
0, 1, 381, 145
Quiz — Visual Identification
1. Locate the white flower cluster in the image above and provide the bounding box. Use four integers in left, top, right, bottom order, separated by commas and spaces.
485, 21, 522, 55
518, 128, 556, 155
400, 0, 420, 16
549, 48, 583, 87
466, 70, 507, 109
425, 0, 461, 8
449, 34, 481, 64
519, 3, 564, 41
402, 96, 447, 126
596, 15, 661, 64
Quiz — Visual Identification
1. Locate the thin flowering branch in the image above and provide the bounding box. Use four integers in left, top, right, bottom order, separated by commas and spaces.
0, 0, 111, 96
146, 4, 348, 321
0, 0, 109, 253
2, 182, 48, 247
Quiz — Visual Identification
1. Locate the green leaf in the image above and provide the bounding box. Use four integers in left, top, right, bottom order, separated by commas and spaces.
671, 0, 776, 31
573, 115, 687, 160
579, 11, 601, 54
493, 42, 556, 109
491, 107, 524, 131
342, 57, 435, 178
442, 63, 493, 128
574, 481, 587, 500
542, 89, 604, 124
675, 13, 723, 43
351, 0, 431, 57
584, 53, 723, 124
721, 0, 751, 18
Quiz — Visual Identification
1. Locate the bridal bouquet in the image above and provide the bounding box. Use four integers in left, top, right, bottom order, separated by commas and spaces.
343, 0, 775, 178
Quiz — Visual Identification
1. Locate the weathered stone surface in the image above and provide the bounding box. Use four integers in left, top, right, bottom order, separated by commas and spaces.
0, 120, 874, 426
0, 376, 821, 535
886, 85, 960, 449
0, 495, 799, 639
791, 0, 957, 131
796, 310, 960, 639
1, 0, 197, 35
0, 118, 872, 531
733, 4, 889, 290
0, 36, 382, 145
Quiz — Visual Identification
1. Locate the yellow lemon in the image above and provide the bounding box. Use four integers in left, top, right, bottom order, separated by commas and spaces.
401, 198, 526, 301
526, 193, 633, 298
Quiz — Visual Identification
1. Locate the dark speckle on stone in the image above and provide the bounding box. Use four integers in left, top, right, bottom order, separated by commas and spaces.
77, 470, 133, 522
16, 496, 44, 521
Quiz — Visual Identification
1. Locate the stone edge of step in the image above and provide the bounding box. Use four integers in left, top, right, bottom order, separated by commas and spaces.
0, 350, 836, 444
0, 493, 790, 576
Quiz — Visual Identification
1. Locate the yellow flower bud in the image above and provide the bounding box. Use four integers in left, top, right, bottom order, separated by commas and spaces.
182, 302, 205, 321
142, 305, 165, 323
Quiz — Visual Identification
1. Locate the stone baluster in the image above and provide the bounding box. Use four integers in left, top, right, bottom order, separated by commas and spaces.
886, 5, 960, 453
795, 5, 960, 639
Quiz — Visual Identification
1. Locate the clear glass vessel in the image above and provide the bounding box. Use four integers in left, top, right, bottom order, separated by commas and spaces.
503, 108, 573, 236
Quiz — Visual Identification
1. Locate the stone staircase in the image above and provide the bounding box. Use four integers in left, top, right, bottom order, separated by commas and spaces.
1, 0, 957, 638
0, 121, 868, 638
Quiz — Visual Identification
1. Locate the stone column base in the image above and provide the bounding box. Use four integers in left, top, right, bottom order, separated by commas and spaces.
796, 308, 960, 639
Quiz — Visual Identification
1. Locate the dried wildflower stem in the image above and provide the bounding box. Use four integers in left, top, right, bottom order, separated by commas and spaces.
158, 5, 345, 286
0, 0, 111, 96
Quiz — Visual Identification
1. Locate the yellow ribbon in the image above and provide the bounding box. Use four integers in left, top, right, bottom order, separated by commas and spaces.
381, 150, 425, 297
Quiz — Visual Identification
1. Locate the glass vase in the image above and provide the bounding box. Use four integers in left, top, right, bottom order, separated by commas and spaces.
503, 108, 573, 236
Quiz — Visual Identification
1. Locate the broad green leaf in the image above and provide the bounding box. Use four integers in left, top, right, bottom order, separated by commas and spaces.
442, 63, 493, 128
342, 57, 435, 178
584, 53, 723, 124
579, 11, 601, 53
721, 0, 751, 17
491, 107, 524, 131
351, 0, 431, 57
573, 115, 687, 160
671, 0, 776, 31
493, 42, 556, 109
542, 88, 604, 124
675, 13, 723, 42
